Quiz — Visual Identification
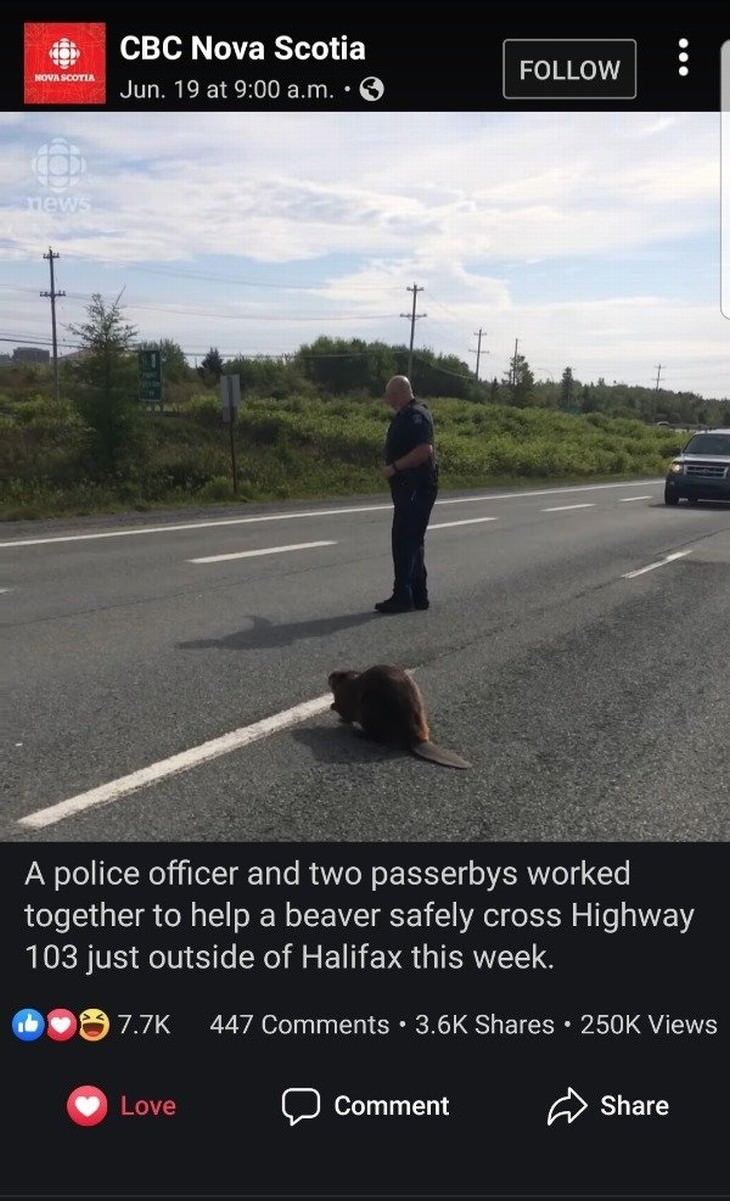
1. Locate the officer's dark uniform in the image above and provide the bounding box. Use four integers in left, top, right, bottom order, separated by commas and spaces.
383, 398, 439, 608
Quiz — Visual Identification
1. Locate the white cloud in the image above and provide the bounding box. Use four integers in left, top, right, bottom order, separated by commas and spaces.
2, 110, 718, 265
1, 110, 727, 397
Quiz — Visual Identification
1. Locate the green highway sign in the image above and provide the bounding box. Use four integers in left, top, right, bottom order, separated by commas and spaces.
139, 349, 163, 402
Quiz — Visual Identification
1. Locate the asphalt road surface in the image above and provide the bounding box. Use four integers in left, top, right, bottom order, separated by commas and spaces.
2, 480, 729, 842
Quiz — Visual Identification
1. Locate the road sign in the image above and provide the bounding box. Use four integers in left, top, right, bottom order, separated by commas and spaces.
220, 374, 241, 494
220, 374, 241, 421
139, 349, 163, 403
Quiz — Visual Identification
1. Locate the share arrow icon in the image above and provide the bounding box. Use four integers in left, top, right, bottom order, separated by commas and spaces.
547, 1086, 589, 1126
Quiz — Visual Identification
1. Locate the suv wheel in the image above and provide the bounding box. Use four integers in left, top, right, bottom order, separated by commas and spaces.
664, 486, 679, 506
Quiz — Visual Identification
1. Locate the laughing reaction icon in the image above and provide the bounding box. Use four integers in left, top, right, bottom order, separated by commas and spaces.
78, 1008, 110, 1042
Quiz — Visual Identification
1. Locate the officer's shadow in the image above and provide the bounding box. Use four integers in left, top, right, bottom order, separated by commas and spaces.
177, 611, 380, 652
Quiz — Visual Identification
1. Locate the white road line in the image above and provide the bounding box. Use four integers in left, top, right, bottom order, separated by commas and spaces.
434, 481, 660, 504
622, 550, 692, 579
619, 495, 653, 502
430, 517, 498, 530
541, 504, 596, 512
0, 587, 11, 593
189, 540, 336, 564
0, 481, 663, 549
0, 508, 390, 549
17, 693, 334, 830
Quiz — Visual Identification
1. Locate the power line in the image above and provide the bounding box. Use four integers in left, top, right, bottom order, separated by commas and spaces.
0, 335, 81, 350
0, 285, 393, 324
124, 303, 392, 322
57, 252, 406, 293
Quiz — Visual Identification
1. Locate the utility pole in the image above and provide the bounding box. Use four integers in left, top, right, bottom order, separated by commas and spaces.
510, 338, 520, 386
400, 283, 426, 380
40, 247, 65, 402
653, 364, 663, 422
470, 328, 487, 380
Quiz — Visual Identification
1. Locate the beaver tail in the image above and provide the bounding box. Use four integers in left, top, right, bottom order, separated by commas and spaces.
411, 740, 470, 769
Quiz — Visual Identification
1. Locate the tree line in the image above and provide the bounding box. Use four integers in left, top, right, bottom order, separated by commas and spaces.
198, 338, 729, 427
59, 294, 730, 430
4, 295, 727, 486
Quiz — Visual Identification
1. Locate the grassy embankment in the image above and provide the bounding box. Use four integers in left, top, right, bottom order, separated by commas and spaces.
1, 392, 685, 521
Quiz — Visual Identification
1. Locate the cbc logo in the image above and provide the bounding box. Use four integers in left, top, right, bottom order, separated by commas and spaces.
32, 137, 87, 191
49, 38, 81, 70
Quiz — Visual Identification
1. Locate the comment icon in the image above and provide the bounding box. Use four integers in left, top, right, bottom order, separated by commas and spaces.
282, 1087, 321, 1127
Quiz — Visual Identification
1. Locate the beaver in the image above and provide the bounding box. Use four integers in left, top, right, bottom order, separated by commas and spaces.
328, 664, 470, 769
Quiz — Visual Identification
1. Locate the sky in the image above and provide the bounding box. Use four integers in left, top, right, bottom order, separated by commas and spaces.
1, 109, 727, 397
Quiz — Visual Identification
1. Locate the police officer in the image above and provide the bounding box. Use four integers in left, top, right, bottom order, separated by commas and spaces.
375, 375, 439, 614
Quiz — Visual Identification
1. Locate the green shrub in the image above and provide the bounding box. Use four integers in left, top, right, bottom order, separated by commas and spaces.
194, 475, 232, 501
1, 390, 691, 520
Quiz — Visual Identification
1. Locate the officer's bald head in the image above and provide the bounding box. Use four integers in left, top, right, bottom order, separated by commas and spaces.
384, 375, 414, 410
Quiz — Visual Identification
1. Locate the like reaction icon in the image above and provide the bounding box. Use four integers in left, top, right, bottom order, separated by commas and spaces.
11, 1009, 45, 1042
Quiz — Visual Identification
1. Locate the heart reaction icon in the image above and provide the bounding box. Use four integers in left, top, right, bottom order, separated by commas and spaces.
46, 1009, 78, 1042
66, 1085, 108, 1127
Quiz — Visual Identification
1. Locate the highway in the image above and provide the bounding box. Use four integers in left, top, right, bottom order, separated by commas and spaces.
2, 480, 728, 842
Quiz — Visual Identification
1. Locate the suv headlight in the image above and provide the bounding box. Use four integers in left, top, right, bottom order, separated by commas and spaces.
669, 461, 684, 474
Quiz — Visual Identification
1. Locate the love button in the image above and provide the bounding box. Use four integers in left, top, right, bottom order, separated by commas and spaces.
120, 1094, 178, 1117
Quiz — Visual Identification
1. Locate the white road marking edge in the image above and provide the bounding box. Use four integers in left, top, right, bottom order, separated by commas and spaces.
622, 550, 692, 579
430, 517, 498, 530
189, 540, 336, 564
540, 504, 596, 512
18, 693, 334, 830
0, 481, 662, 549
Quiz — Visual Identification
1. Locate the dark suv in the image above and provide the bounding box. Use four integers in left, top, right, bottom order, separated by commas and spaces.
664, 428, 730, 505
